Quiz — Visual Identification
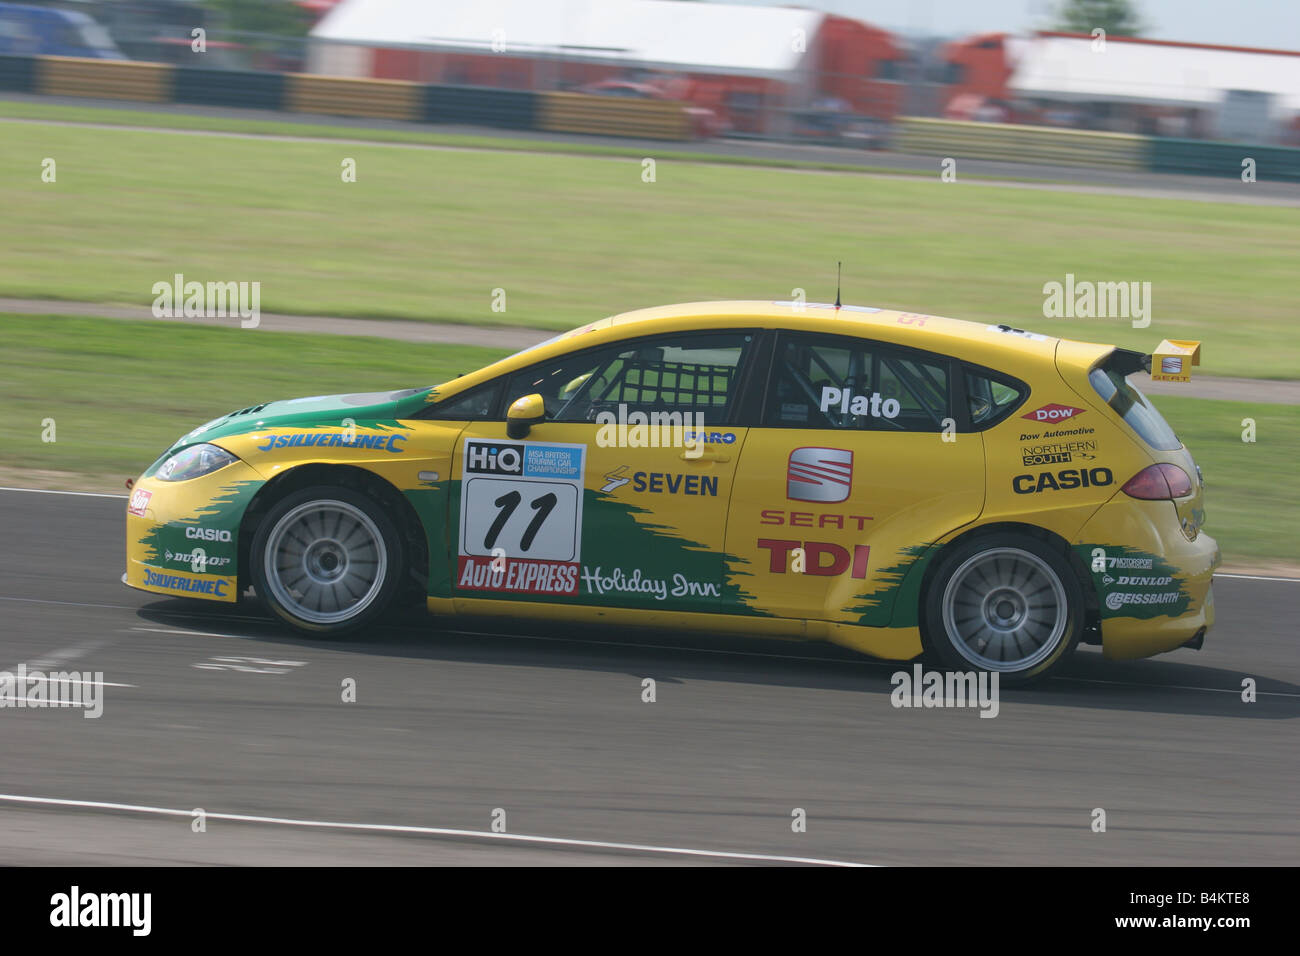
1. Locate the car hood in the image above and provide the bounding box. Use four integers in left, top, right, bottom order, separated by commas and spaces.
170, 387, 436, 450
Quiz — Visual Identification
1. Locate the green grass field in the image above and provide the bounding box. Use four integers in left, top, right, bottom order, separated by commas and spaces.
0, 314, 1293, 564
0, 100, 949, 176
0, 313, 501, 481
1, 114, 1298, 378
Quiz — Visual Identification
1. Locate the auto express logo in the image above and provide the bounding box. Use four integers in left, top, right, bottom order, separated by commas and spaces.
891, 664, 999, 718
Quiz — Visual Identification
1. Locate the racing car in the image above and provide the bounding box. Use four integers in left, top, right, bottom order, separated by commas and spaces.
125, 300, 1219, 683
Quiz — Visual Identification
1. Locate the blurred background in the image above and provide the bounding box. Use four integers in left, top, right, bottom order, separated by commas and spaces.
0, 0, 1297, 148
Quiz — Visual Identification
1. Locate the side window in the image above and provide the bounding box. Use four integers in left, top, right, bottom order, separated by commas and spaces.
504, 331, 753, 425
964, 366, 1028, 429
418, 381, 503, 420
765, 333, 950, 432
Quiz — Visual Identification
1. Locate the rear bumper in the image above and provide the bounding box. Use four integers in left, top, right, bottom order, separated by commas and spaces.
1075, 498, 1220, 660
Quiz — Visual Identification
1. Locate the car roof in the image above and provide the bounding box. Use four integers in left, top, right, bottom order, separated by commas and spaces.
603, 299, 1066, 359
440, 300, 1114, 397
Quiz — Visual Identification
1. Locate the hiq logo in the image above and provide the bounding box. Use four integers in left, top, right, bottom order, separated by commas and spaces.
465, 440, 524, 475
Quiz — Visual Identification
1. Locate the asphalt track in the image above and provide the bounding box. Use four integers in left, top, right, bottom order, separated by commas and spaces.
0, 487, 1295, 865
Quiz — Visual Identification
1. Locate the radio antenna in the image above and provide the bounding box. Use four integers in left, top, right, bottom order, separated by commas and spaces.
834, 261, 842, 310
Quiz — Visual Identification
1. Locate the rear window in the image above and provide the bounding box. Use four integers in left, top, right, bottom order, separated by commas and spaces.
1089, 366, 1181, 451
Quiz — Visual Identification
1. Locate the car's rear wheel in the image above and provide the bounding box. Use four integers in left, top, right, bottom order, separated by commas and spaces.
921, 534, 1083, 684
252, 485, 403, 635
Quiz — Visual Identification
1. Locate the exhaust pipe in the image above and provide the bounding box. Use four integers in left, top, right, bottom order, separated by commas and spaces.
1181, 627, 1206, 651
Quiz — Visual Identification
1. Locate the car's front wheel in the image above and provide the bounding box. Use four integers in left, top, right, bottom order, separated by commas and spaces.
251, 485, 403, 635
921, 534, 1083, 684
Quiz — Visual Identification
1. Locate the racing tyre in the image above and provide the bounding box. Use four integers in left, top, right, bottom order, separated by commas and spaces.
252, 485, 404, 636
921, 533, 1083, 685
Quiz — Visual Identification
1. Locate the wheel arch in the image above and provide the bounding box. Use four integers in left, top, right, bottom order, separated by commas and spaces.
900, 521, 1100, 639
237, 463, 429, 602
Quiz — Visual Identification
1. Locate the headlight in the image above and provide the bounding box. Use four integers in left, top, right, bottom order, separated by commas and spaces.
156, 443, 238, 482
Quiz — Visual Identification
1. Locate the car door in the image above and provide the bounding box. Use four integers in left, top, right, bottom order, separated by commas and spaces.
450, 329, 760, 616
725, 330, 985, 627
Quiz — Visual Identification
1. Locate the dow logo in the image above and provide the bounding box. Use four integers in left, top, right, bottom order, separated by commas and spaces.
465, 440, 524, 475
787, 447, 853, 503
1021, 403, 1086, 423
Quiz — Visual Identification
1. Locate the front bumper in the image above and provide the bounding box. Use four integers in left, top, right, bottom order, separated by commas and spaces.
1076, 498, 1220, 660
123, 462, 265, 603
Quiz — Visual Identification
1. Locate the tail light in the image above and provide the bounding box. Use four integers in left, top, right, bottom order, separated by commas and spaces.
1122, 463, 1194, 500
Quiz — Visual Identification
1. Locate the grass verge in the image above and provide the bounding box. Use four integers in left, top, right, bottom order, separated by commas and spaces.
1, 110, 1297, 377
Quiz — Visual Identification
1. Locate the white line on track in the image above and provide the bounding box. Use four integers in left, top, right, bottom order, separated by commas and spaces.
0, 793, 868, 866
0, 595, 138, 610
1049, 675, 1300, 698
1214, 572, 1300, 582
3, 676, 134, 688
6, 637, 113, 672
131, 626, 256, 639
0, 486, 126, 498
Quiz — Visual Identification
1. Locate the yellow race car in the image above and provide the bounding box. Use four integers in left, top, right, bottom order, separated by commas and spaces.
125, 301, 1219, 683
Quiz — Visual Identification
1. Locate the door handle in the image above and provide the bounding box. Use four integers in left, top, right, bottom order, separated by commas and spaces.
680, 449, 730, 462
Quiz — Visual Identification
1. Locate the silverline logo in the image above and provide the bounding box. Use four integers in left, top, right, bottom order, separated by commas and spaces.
50, 886, 151, 936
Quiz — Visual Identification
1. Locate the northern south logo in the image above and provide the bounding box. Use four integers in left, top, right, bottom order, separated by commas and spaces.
787, 447, 853, 503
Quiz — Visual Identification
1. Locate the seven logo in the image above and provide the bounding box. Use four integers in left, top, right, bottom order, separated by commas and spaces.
1021, 403, 1086, 423
787, 447, 853, 503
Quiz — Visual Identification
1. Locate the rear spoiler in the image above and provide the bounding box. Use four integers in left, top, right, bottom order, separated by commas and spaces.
1105, 347, 1150, 376
1105, 340, 1201, 382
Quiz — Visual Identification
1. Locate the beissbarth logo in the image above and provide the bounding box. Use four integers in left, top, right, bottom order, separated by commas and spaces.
1021, 403, 1086, 424
787, 447, 853, 503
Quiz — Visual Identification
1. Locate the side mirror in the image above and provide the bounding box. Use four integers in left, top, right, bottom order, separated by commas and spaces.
506, 393, 545, 439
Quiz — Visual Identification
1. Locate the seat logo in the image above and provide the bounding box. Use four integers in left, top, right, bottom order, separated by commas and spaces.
787, 447, 853, 503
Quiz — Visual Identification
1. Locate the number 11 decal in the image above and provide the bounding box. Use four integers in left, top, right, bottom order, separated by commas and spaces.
459, 439, 585, 574
484, 490, 558, 552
